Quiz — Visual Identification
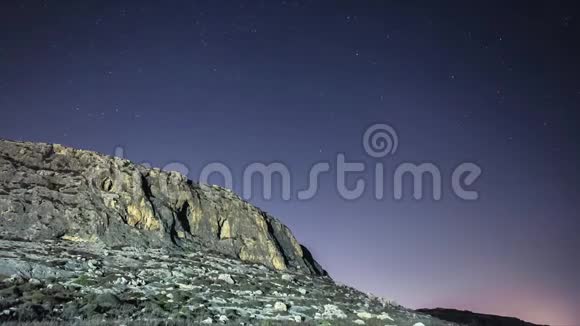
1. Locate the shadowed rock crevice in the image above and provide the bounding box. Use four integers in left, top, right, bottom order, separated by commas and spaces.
216, 217, 228, 239
101, 177, 113, 192
264, 213, 289, 268
176, 201, 191, 234
140, 174, 154, 198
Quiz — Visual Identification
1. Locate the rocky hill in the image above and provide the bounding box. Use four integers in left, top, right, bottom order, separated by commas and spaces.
0, 139, 456, 325
0, 139, 322, 275
417, 309, 546, 326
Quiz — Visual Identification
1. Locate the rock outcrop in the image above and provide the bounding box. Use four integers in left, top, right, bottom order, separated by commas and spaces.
0, 139, 324, 275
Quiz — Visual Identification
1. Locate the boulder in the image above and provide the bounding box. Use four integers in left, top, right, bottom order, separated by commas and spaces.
273, 301, 288, 312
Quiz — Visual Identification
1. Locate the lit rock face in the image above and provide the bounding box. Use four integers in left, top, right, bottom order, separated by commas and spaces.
0, 139, 324, 275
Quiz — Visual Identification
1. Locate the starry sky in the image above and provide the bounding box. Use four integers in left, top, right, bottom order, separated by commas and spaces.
1, 1, 579, 325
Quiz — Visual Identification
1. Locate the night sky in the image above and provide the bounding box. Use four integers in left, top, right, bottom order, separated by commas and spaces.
1, 1, 579, 325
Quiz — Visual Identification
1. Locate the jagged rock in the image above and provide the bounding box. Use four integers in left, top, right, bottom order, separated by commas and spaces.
357, 311, 373, 319
217, 273, 234, 285
87, 259, 99, 270
321, 304, 347, 319
377, 312, 394, 320
113, 277, 128, 285
0, 139, 324, 275
281, 273, 295, 282
27, 278, 41, 286
273, 301, 288, 312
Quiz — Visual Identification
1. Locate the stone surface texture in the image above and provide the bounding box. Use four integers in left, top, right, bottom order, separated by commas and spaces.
0, 139, 323, 275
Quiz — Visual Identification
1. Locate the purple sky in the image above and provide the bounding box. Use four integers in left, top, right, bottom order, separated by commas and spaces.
1, 1, 579, 325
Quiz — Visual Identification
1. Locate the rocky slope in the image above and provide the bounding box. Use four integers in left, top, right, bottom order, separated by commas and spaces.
0, 139, 456, 325
0, 238, 453, 325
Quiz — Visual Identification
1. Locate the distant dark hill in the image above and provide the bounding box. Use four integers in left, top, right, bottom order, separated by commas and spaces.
417, 308, 548, 326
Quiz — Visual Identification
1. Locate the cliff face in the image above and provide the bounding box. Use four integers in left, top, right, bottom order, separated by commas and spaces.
0, 139, 324, 275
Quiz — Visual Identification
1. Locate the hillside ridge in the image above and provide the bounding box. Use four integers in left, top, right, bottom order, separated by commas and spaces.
0, 138, 323, 275
0, 138, 459, 325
